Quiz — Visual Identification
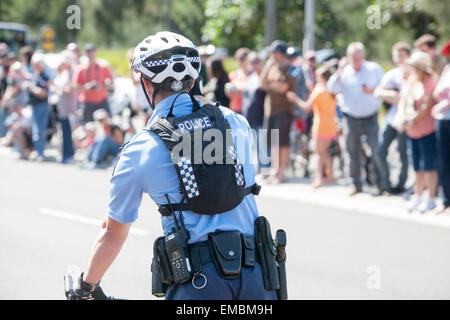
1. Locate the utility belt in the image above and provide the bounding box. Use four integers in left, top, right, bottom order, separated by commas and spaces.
151, 216, 288, 300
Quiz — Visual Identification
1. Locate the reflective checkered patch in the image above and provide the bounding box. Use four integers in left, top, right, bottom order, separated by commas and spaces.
177, 157, 200, 198
228, 146, 245, 186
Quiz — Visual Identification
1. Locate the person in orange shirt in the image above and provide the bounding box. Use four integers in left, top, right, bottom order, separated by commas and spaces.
73, 44, 114, 123
287, 66, 338, 187
226, 47, 250, 113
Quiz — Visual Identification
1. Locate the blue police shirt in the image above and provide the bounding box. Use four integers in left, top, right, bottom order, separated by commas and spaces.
108, 93, 259, 243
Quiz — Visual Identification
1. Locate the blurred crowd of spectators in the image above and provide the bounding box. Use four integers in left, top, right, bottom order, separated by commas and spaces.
1, 33, 449, 214
200, 34, 450, 214
0, 42, 133, 169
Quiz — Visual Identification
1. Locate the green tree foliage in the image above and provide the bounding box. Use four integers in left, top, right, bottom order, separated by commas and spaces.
0, 0, 447, 63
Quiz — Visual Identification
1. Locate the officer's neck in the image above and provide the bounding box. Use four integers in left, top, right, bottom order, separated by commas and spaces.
154, 90, 190, 107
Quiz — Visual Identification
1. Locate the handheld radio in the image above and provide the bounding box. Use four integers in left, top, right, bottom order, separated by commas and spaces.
163, 195, 192, 284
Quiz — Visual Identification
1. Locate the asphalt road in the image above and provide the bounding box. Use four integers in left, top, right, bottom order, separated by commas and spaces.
1, 155, 450, 300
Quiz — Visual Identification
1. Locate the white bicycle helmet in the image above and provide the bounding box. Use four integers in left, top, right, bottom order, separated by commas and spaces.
131, 32, 201, 108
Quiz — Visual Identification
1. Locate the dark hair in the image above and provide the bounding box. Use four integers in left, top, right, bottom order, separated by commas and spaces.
316, 66, 332, 82
269, 40, 288, 55
111, 125, 123, 136
414, 34, 437, 49
209, 58, 227, 78
19, 46, 34, 65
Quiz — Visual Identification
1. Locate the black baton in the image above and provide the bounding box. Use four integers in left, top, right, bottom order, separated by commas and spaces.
254, 216, 280, 290
275, 229, 288, 300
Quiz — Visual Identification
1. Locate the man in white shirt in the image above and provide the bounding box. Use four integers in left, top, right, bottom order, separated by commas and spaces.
327, 42, 385, 195
374, 42, 411, 194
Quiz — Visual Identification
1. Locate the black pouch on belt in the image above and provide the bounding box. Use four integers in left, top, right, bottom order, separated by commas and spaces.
208, 230, 242, 279
242, 234, 256, 267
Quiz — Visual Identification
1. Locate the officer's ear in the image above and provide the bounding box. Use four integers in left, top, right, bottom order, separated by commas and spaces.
141, 76, 154, 97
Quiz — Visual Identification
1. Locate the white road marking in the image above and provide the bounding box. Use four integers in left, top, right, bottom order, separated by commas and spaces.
39, 208, 149, 236
261, 186, 450, 230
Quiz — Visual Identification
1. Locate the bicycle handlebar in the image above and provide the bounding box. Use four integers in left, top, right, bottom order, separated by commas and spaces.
64, 272, 123, 300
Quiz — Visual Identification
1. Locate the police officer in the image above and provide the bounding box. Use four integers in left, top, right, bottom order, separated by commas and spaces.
73, 32, 280, 300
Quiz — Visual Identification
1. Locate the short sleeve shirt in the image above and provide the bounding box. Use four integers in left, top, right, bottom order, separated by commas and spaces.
327, 61, 384, 118
405, 76, 437, 139
73, 62, 113, 103
264, 62, 296, 116
228, 69, 249, 113
108, 94, 259, 244
29, 72, 49, 106
378, 67, 404, 124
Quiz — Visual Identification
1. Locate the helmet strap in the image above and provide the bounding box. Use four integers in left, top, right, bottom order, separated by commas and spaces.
140, 76, 155, 111
140, 76, 162, 111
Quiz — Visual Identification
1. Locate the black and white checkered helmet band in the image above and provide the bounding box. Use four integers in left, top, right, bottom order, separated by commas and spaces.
140, 56, 200, 68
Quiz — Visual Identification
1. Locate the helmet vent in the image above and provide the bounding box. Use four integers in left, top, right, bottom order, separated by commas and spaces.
173, 63, 185, 73
149, 64, 168, 74
191, 62, 200, 70
161, 37, 168, 43
140, 47, 147, 51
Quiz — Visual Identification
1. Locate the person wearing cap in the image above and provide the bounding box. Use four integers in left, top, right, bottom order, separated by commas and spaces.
82, 108, 122, 169
327, 42, 385, 196
374, 42, 411, 195
414, 34, 446, 76
431, 41, 450, 214
52, 50, 77, 163
18, 52, 51, 161
289, 49, 317, 171
260, 40, 296, 184
397, 51, 438, 213
73, 43, 113, 124
286, 46, 301, 67
288, 48, 315, 102
66, 42, 82, 66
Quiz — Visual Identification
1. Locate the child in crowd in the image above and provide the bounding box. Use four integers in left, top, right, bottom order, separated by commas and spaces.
287, 66, 338, 188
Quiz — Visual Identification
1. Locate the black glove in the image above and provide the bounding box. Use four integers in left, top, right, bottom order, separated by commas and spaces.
73, 273, 109, 300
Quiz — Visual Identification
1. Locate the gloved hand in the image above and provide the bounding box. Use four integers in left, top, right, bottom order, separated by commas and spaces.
73, 273, 109, 300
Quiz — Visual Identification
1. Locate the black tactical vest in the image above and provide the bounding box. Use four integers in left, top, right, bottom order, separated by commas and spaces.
146, 93, 260, 216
